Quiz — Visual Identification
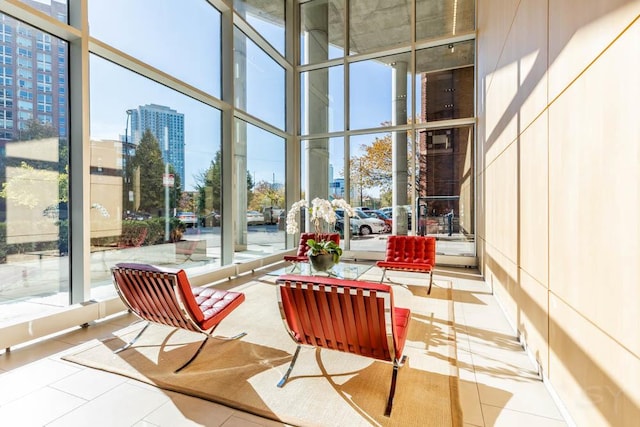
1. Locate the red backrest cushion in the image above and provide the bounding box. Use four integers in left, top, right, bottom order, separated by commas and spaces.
276, 274, 409, 362
385, 235, 436, 265
114, 263, 203, 323
296, 232, 340, 256
174, 269, 204, 323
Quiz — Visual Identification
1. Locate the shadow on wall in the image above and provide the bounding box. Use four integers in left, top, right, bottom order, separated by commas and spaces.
484, 251, 639, 426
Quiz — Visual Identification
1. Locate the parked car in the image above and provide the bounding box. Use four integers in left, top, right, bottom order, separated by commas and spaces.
379, 206, 412, 230
246, 210, 265, 225
277, 209, 287, 230
261, 207, 284, 224
379, 206, 393, 217
352, 209, 386, 235
334, 210, 360, 236
124, 211, 152, 221
176, 211, 198, 227
367, 210, 392, 233
336, 209, 385, 236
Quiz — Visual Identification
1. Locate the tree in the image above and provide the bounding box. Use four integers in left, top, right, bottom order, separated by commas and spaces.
167, 163, 182, 211
195, 151, 222, 215
249, 180, 284, 211
246, 169, 255, 207
347, 129, 415, 205
194, 150, 255, 215
0, 162, 54, 208
350, 135, 392, 194
131, 129, 165, 214
14, 118, 58, 141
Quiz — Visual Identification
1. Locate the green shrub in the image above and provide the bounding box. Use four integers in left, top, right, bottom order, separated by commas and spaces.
141, 217, 185, 245
119, 220, 148, 247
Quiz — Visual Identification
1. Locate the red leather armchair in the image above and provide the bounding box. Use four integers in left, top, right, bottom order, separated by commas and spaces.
283, 232, 340, 267
275, 274, 411, 416
111, 263, 246, 373
376, 235, 436, 294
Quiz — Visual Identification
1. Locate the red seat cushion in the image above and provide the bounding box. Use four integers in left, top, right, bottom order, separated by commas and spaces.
377, 235, 436, 271
174, 268, 245, 330
191, 287, 245, 331
276, 274, 409, 362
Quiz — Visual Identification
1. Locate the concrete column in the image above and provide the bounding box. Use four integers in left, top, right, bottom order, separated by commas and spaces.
392, 61, 409, 235
303, 2, 330, 228
234, 31, 248, 249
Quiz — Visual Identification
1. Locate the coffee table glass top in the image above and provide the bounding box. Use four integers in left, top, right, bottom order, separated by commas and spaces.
267, 261, 373, 280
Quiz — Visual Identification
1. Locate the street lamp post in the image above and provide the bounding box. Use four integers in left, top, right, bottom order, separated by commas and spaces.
124, 109, 133, 215
164, 126, 170, 242
359, 158, 363, 207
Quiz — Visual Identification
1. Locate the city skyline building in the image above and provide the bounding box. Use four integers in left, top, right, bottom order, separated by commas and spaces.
0, 0, 67, 141
129, 103, 186, 186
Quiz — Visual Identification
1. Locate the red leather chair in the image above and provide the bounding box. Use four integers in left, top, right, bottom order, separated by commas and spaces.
376, 235, 436, 294
111, 263, 246, 373
275, 274, 411, 416
283, 232, 340, 269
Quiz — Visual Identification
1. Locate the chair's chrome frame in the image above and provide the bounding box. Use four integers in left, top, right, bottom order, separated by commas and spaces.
112, 266, 246, 373
275, 278, 409, 416
380, 267, 434, 294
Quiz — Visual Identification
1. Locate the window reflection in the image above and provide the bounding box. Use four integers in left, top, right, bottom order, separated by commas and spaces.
17, 0, 67, 23
300, 0, 344, 65
0, 13, 69, 321
234, 0, 285, 56
234, 27, 285, 130
300, 65, 344, 135
89, 55, 222, 297
234, 119, 285, 261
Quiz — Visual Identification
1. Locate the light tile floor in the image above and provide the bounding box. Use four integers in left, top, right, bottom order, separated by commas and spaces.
0, 266, 569, 427
444, 266, 569, 427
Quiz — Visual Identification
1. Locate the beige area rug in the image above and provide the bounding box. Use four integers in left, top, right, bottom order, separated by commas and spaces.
63, 274, 462, 427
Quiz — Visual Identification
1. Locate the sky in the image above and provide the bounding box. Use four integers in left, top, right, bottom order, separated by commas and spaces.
87, 0, 417, 195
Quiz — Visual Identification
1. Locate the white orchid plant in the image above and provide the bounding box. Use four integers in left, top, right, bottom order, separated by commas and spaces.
286, 197, 356, 261
285, 197, 356, 235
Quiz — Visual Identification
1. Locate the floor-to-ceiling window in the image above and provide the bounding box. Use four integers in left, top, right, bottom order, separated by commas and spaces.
0, 0, 476, 339
86, 0, 225, 300
0, 0, 291, 333
0, 5, 69, 326
415, 40, 476, 256
88, 55, 224, 298
298, 0, 476, 258
232, 21, 287, 264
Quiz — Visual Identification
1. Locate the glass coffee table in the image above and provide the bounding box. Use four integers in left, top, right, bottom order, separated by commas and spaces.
267, 260, 373, 280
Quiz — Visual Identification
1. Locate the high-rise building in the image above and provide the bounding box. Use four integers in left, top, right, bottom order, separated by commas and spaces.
130, 104, 185, 185
0, 0, 68, 141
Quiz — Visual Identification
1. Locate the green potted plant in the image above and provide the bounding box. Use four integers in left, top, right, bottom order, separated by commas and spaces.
306, 238, 343, 263
286, 197, 355, 271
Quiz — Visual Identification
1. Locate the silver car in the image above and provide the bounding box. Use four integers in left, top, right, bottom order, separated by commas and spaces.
246, 210, 265, 225
352, 209, 386, 235
176, 211, 198, 227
